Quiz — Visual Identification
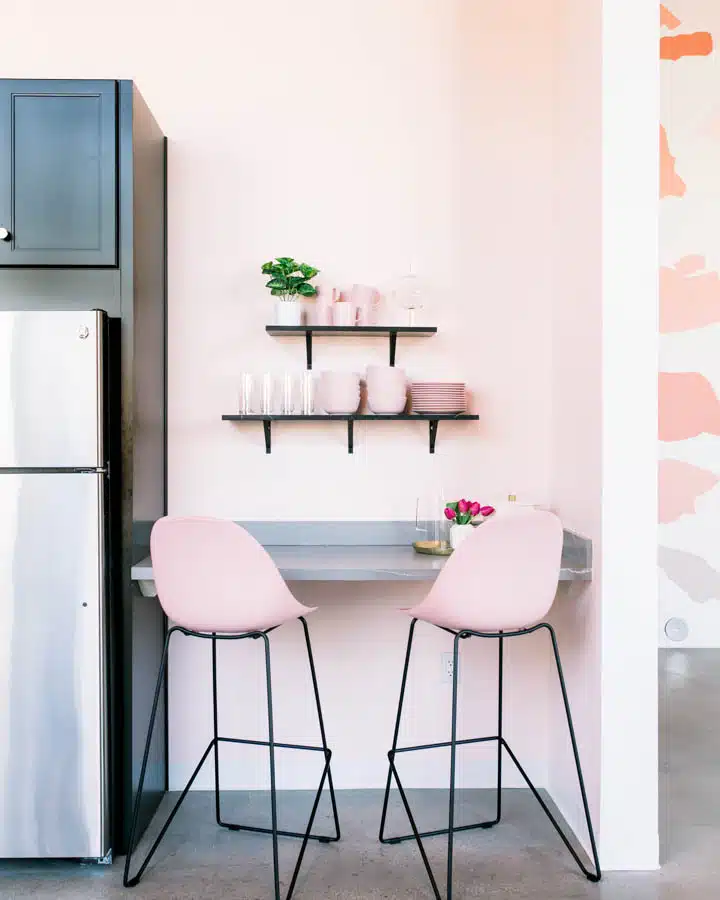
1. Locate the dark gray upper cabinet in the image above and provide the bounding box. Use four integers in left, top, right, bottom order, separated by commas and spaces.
0, 80, 117, 266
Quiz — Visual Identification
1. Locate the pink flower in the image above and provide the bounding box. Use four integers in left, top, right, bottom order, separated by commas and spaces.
458, 499, 470, 514
469, 501, 481, 517
479, 505, 495, 517
444, 507, 457, 520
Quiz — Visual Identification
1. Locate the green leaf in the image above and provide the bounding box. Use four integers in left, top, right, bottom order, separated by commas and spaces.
275, 257, 297, 273
297, 282, 317, 297
299, 264, 319, 279
270, 288, 285, 296
265, 277, 288, 290
261, 261, 275, 274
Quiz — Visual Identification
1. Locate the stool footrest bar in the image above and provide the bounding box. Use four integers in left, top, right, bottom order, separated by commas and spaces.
217, 735, 327, 753
380, 818, 499, 845
392, 735, 499, 755
218, 821, 340, 842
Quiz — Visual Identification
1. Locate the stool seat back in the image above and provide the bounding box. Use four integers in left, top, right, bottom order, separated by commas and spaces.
409, 508, 563, 632
150, 516, 313, 633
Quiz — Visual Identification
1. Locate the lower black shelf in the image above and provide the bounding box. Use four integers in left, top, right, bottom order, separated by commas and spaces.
222, 413, 480, 454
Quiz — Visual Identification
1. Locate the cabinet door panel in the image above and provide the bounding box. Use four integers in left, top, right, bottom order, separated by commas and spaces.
0, 80, 117, 267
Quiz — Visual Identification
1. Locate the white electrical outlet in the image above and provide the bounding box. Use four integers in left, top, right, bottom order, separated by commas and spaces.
442, 652, 458, 683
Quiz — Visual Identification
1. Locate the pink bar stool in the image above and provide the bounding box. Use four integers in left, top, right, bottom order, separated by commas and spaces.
123, 517, 340, 899
378, 508, 601, 899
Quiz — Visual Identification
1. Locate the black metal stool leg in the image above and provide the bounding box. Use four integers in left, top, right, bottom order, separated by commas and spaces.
446, 631, 463, 900
212, 635, 222, 826
261, 632, 281, 900
300, 616, 341, 842
379, 618, 418, 843
124, 628, 215, 888
484, 633, 504, 829
545, 624, 601, 882
123, 629, 173, 887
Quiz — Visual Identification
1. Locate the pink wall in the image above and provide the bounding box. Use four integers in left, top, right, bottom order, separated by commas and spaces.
0, 0, 560, 791
2, 0, 557, 522
547, 0, 603, 852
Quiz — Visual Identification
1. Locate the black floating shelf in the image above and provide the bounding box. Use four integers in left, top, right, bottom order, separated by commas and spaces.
222, 413, 479, 454
265, 325, 437, 369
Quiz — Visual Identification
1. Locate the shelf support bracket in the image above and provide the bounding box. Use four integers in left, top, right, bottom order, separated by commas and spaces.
388, 330, 397, 367
428, 419, 439, 454
263, 419, 272, 454
305, 330, 313, 370
347, 419, 354, 454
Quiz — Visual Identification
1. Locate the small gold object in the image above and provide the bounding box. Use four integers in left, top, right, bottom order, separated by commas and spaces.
413, 540, 453, 556
508, 493, 517, 503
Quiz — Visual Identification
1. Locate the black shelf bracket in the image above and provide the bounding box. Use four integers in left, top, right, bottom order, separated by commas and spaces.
347, 420, 354, 454
429, 419, 439, 454
389, 331, 397, 366
305, 330, 313, 370
263, 420, 272, 454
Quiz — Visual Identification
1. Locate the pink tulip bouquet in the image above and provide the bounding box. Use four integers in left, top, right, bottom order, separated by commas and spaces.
444, 499, 495, 525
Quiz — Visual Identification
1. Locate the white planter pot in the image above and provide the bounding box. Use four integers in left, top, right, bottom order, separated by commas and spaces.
275, 300, 303, 326
449, 523, 474, 550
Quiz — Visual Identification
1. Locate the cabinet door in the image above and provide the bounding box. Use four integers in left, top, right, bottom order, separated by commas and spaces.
0, 80, 117, 267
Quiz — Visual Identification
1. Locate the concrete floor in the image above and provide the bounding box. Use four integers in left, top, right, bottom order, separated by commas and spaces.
0, 649, 717, 899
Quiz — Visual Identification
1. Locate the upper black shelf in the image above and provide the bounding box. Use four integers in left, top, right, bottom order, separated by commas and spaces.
265, 325, 437, 369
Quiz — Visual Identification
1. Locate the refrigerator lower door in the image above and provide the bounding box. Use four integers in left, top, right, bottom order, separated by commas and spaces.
0, 472, 108, 858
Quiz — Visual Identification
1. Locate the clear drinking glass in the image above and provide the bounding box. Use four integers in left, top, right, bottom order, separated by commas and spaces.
301, 372, 314, 415
281, 373, 294, 415
239, 373, 253, 415
261, 373, 274, 414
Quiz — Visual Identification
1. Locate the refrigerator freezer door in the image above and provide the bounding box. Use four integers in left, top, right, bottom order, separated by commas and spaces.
0, 311, 104, 469
0, 472, 108, 858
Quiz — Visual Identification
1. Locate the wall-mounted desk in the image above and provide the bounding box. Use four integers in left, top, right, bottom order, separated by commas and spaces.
131, 523, 591, 594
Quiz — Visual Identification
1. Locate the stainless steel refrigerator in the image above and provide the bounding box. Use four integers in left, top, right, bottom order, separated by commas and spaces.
0, 310, 111, 860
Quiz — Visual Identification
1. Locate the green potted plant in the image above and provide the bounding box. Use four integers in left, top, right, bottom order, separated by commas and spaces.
261, 257, 320, 326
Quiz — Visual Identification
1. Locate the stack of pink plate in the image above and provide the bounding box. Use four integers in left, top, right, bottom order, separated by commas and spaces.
410, 382, 466, 414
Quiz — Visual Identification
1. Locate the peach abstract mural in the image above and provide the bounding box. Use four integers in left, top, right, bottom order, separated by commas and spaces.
660, 124, 686, 198
660, 4, 682, 29
660, 1, 720, 645
658, 372, 720, 441
660, 31, 713, 59
658, 459, 718, 523
660, 256, 720, 332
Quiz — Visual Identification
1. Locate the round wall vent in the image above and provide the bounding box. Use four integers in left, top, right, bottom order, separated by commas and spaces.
664, 617, 689, 642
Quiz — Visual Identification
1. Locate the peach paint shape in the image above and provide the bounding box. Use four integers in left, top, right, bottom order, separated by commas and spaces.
661, 32, 713, 60
660, 5, 681, 30
659, 371, 720, 441
660, 257, 720, 332
660, 125, 686, 198
659, 459, 718, 523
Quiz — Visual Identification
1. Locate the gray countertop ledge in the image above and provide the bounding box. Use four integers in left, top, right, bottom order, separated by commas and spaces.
131, 521, 591, 595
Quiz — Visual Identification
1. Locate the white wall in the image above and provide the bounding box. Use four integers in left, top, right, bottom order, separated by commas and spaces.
548, 0, 659, 872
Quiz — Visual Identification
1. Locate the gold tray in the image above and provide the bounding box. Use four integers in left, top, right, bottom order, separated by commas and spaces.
413, 540, 453, 556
